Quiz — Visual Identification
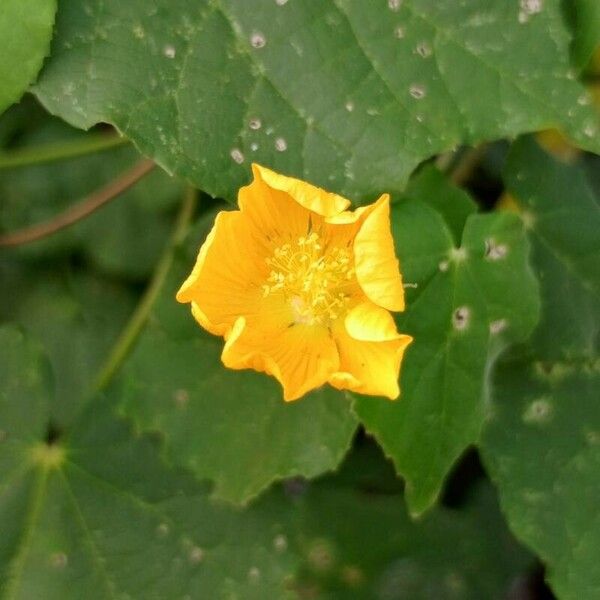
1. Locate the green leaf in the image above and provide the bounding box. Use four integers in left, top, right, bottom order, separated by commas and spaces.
0, 105, 183, 280
570, 0, 600, 70
0, 262, 137, 427
404, 166, 477, 243
503, 135, 600, 297
0, 326, 299, 599
33, 0, 600, 202
353, 167, 540, 515
120, 218, 357, 504
291, 445, 533, 599
1, 325, 535, 599
0, 327, 50, 483
0, 323, 538, 598
480, 138, 600, 600
0, 0, 56, 115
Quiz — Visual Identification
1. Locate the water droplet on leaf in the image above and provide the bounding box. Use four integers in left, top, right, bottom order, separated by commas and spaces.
230, 148, 245, 164
163, 45, 176, 59
452, 307, 471, 330
188, 546, 205, 564
250, 32, 266, 49
409, 84, 426, 99
583, 123, 597, 138
415, 42, 432, 58
132, 24, 145, 39
520, 0, 543, 14
578, 94, 591, 106
523, 397, 553, 424
273, 534, 288, 552
484, 238, 508, 260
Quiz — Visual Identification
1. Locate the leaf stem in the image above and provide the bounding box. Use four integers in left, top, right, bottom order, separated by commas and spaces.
0, 132, 129, 170
0, 159, 155, 247
93, 186, 197, 391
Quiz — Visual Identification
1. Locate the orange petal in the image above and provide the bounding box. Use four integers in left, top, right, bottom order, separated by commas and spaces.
250, 163, 350, 218
329, 315, 412, 399
239, 164, 312, 241
317, 204, 372, 252
353, 195, 405, 312
176, 211, 266, 336
344, 301, 401, 342
222, 317, 339, 402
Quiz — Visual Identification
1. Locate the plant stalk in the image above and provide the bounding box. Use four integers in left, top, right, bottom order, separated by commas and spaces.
0, 159, 155, 247
93, 186, 197, 391
0, 132, 129, 170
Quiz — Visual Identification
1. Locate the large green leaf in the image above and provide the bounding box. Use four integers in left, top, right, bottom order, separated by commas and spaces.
292, 466, 533, 599
33, 0, 600, 202
0, 327, 50, 484
353, 167, 540, 515
570, 0, 600, 70
0, 261, 136, 427
500, 136, 600, 296
0, 324, 299, 599
120, 218, 358, 505
0, 104, 182, 280
0, 0, 56, 115
1, 325, 533, 599
480, 138, 600, 600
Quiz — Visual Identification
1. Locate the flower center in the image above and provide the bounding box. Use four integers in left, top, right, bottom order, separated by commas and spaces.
262, 232, 355, 325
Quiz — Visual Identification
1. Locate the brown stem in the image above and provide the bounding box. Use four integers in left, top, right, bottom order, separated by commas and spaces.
0, 159, 155, 247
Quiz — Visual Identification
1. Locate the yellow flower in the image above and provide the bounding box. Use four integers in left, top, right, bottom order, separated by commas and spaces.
177, 164, 413, 402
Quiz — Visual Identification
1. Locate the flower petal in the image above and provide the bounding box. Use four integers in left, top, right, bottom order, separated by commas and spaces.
222, 317, 339, 402
353, 194, 405, 312
323, 204, 373, 225
329, 317, 412, 399
239, 164, 311, 240
250, 163, 350, 218
344, 302, 401, 342
176, 211, 266, 336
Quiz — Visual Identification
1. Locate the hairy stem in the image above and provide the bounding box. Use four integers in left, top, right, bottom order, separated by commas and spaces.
0, 159, 155, 247
93, 186, 197, 391
0, 132, 128, 170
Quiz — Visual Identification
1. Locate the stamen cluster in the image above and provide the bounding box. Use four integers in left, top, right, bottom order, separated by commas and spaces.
262, 232, 355, 325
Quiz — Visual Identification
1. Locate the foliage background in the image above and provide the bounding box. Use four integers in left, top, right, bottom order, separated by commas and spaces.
1, 1, 599, 598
